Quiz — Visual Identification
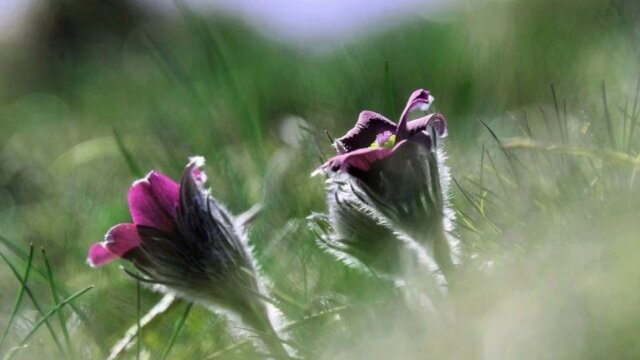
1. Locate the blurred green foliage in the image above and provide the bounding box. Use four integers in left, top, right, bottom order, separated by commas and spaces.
1, 0, 640, 358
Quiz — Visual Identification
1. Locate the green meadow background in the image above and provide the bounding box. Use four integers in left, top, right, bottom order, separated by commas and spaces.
1, 0, 640, 358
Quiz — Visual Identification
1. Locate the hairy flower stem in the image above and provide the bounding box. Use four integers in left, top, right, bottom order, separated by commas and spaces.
432, 224, 455, 289
426, 143, 456, 290
238, 299, 290, 359
262, 334, 290, 360
407, 216, 455, 292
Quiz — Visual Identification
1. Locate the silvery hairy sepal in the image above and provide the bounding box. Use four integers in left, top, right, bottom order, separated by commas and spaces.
314, 89, 458, 282
88, 157, 289, 359
309, 172, 422, 281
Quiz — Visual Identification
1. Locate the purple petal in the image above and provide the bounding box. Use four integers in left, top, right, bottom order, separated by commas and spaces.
128, 171, 179, 232
104, 223, 142, 257
335, 111, 397, 154
407, 130, 433, 150
87, 243, 117, 267
319, 146, 395, 173
87, 223, 142, 267
396, 89, 434, 140
147, 171, 180, 216
407, 113, 447, 138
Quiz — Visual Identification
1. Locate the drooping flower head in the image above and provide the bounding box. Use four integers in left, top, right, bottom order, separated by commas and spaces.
88, 157, 288, 358
315, 89, 456, 280
315, 89, 445, 176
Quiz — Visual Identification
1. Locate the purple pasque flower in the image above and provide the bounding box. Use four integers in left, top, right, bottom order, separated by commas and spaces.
315, 89, 445, 175
315, 89, 456, 281
87, 158, 198, 267
88, 157, 289, 358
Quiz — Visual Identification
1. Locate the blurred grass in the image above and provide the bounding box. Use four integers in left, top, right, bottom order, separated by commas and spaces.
1, 0, 640, 358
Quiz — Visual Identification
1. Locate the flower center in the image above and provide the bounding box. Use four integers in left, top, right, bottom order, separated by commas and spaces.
370, 131, 396, 149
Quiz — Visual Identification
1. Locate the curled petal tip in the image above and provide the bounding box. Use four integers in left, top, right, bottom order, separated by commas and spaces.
188, 156, 206, 168
407, 90, 434, 113
398, 89, 434, 139
406, 113, 448, 141
413, 94, 435, 111
186, 156, 207, 185
409, 89, 432, 102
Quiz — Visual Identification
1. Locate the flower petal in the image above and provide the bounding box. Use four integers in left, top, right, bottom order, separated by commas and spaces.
318, 146, 395, 173
335, 111, 397, 154
128, 171, 179, 232
147, 171, 180, 216
104, 223, 142, 256
407, 113, 447, 139
396, 89, 434, 140
87, 243, 117, 267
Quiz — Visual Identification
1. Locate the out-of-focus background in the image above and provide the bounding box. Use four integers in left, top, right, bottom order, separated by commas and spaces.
1, 0, 640, 359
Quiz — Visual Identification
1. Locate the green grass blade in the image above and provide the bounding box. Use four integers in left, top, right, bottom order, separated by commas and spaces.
0, 250, 65, 356
112, 127, 143, 178
143, 30, 198, 100
106, 294, 177, 360
0, 245, 34, 351
622, 99, 630, 150
160, 302, 193, 360
601, 80, 616, 148
41, 248, 73, 356
485, 149, 511, 197
452, 177, 500, 233
204, 304, 352, 359
539, 106, 554, 139
204, 341, 250, 360
0, 235, 27, 259
520, 109, 533, 138
2, 345, 27, 360
479, 119, 519, 182
479, 143, 485, 189
501, 137, 640, 167
384, 61, 397, 119
550, 83, 567, 144
627, 75, 640, 151
136, 275, 141, 360
13, 285, 94, 357
0, 236, 107, 355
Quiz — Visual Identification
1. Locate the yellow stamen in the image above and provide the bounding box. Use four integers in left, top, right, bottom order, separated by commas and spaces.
370, 134, 396, 149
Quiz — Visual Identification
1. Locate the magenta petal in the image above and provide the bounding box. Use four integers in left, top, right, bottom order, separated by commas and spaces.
320, 147, 394, 173
147, 171, 180, 219
104, 223, 142, 256
396, 89, 433, 140
335, 111, 397, 154
128, 171, 177, 232
407, 113, 447, 138
87, 243, 117, 267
